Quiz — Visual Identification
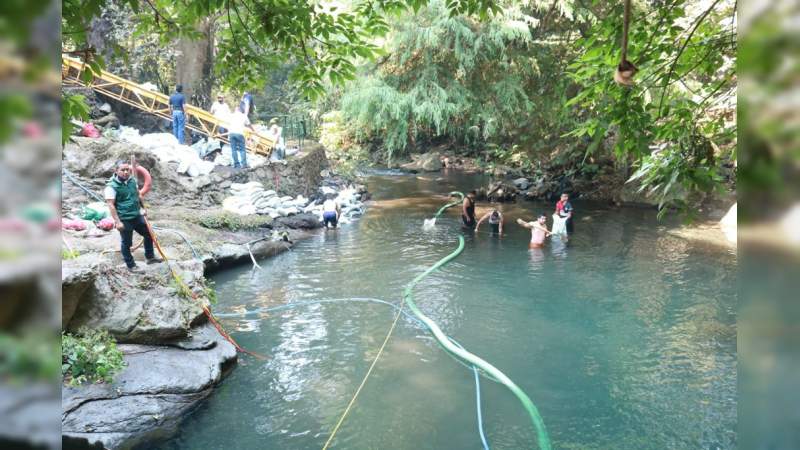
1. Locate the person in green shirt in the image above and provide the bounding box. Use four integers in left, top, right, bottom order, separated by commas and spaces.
104, 161, 162, 272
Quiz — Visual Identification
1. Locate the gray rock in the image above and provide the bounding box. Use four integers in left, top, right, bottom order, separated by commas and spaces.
62, 324, 237, 450
512, 177, 530, 190
62, 266, 96, 329
420, 152, 442, 171
401, 152, 442, 172
204, 240, 292, 273
274, 213, 323, 229
64, 261, 207, 344
0, 384, 61, 449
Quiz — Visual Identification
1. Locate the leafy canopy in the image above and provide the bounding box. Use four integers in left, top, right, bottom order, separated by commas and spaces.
340, 0, 539, 161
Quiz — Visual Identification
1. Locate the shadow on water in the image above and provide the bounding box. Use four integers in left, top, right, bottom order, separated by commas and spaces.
156, 170, 737, 450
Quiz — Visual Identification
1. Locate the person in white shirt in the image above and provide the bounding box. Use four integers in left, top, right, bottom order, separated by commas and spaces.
209, 94, 231, 153
210, 94, 231, 118
227, 105, 254, 169
268, 117, 286, 159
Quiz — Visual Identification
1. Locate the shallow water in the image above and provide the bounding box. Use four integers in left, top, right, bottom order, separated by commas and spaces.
157, 171, 737, 450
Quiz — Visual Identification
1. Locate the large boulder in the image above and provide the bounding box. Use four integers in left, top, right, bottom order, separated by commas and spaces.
0, 384, 60, 449
483, 181, 519, 202
401, 152, 442, 172
63, 260, 208, 344
274, 213, 323, 230
62, 266, 95, 329
62, 323, 237, 450
419, 152, 443, 171
512, 177, 530, 190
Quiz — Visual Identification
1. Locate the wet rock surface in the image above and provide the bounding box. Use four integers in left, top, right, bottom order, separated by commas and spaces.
62, 324, 237, 450
62, 260, 207, 344
60, 132, 357, 449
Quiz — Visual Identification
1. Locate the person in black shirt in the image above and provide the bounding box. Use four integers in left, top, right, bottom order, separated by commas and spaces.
462, 190, 477, 229
169, 85, 186, 144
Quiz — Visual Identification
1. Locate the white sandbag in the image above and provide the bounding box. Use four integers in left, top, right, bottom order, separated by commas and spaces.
138, 132, 179, 149
176, 160, 190, 175
222, 196, 248, 214
186, 163, 200, 178
231, 181, 263, 192
551, 214, 568, 237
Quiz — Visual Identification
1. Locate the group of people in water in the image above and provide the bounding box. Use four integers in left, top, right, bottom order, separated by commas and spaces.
461, 190, 574, 248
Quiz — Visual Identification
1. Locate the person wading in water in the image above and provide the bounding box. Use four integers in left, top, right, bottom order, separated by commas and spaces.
516, 214, 552, 248
462, 190, 477, 230
555, 192, 574, 234
475, 208, 504, 235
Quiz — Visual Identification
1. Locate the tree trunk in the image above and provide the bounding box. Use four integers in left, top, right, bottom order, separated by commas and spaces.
175, 18, 215, 109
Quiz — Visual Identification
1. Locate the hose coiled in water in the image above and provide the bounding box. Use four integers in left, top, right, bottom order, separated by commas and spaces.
401, 235, 551, 450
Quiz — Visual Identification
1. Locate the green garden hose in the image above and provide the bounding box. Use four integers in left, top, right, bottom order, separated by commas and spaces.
406, 230, 551, 450
432, 191, 465, 219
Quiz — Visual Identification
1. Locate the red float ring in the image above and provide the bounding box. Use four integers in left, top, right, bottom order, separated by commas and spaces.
135, 165, 152, 196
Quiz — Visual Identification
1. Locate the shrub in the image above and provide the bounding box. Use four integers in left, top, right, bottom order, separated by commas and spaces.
193, 211, 272, 231
62, 328, 125, 385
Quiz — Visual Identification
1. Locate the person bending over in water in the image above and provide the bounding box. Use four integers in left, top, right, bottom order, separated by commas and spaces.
462, 190, 477, 229
476, 209, 504, 235
517, 214, 552, 248
322, 194, 341, 229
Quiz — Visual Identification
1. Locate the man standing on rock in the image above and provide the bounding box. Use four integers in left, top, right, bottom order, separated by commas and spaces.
169, 85, 186, 144
105, 161, 162, 272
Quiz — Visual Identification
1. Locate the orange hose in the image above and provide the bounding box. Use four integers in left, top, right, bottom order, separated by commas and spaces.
143, 215, 267, 360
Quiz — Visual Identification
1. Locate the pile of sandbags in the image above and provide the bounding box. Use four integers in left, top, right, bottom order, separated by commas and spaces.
220, 181, 368, 225
115, 126, 216, 177
222, 182, 310, 218
212, 143, 267, 168
306, 185, 367, 225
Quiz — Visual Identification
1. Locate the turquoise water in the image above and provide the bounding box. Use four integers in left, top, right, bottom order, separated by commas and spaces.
158, 171, 737, 450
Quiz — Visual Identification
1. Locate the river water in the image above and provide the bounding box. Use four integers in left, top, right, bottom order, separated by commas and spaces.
158, 171, 737, 450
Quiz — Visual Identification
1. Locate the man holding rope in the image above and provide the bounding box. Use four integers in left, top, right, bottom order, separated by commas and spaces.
104, 160, 162, 272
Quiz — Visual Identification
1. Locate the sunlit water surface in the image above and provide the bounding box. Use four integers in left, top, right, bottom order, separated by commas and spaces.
157, 171, 736, 450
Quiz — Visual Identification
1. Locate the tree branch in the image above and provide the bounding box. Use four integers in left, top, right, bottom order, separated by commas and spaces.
656, 0, 724, 117
143, 0, 177, 27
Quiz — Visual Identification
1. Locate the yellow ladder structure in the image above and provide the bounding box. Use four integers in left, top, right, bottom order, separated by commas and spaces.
62, 55, 275, 157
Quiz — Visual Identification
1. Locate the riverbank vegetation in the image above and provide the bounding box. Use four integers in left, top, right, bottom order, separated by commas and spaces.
62, 0, 736, 213
61, 328, 125, 385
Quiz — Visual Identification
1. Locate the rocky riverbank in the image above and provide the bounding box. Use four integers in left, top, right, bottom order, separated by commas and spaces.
395, 150, 735, 220
60, 133, 369, 449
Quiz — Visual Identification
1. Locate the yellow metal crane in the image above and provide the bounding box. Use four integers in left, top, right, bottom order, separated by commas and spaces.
62, 55, 275, 157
